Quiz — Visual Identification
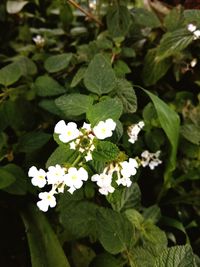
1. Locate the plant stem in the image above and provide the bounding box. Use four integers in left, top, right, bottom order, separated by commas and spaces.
67, 0, 103, 26
71, 154, 82, 167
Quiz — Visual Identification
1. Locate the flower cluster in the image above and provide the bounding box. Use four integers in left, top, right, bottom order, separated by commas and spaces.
54, 119, 116, 162
28, 118, 162, 212
33, 35, 45, 47
187, 24, 200, 40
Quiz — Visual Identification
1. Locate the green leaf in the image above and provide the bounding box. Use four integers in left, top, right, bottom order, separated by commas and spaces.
2, 164, 27, 195
90, 253, 121, 267
93, 141, 120, 162
15, 56, 37, 76
107, 5, 131, 37
143, 205, 161, 224
107, 183, 141, 212
46, 146, 78, 168
84, 54, 116, 95
180, 124, 200, 145
153, 245, 197, 267
131, 8, 161, 28
44, 53, 73, 73
58, 193, 98, 240
16, 131, 51, 153
87, 98, 123, 126
114, 60, 131, 78
70, 67, 86, 87
97, 208, 134, 254
39, 99, 65, 117
35, 75, 66, 97
0, 62, 21, 86
115, 79, 137, 113
156, 29, 194, 61
143, 90, 180, 189
21, 205, 70, 267
71, 243, 95, 267
184, 10, 200, 27
142, 49, 172, 86
55, 93, 94, 117
6, 1, 28, 14
0, 168, 16, 189
164, 8, 185, 31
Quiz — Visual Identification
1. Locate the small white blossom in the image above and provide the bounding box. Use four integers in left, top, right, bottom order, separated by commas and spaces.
28, 166, 47, 188
64, 167, 88, 194
116, 176, 132, 187
141, 150, 162, 170
85, 151, 93, 162
187, 24, 197, 32
128, 121, 144, 144
91, 173, 115, 195
93, 119, 116, 140
82, 122, 92, 131
69, 141, 76, 150
54, 120, 80, 143
33, 35, 45, 46
194, 30, 200, 39
120, 158, 138, 177
37, 191, 56, 212
190, 58, 197, 68
46, 164, 66, 185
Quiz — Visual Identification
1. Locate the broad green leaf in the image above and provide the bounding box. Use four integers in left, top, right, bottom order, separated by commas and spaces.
142, 49, 171, 86
115, 79, 137, 113
0, 62, 21, 86
39, 99, 65, 117
143, 205, 161, 224
107, 5, 131, 37
15, 56, 37, 76
97, 208, 134, 254
3, 164, 27, 195
59, 3, 73, 31
58, 192, 98, 240
156, 29, 194, 61
180, 124, 200, 145
107, 183, 141, 212
71, 243, 95, 267
35, 75, 66, 97
6, 1, 28, 14
90, 253, 121, 267
87, 98, 123, 126
70, 67, 86, 87
144, 90, 180, 189
44, 53, 73, 73
21, 205, 70, 267
164, 8, 185, 31
93, 141, 120, 162
16, 131, 51, 153
114, 60, 131, 78
55, 93, 94, 117
184, 10, 200, 27
46, 146, 78, 168
153, 245, 197, 267
131, 8, 161, 28
84, 54, 116, 95
0, 168, 16, 189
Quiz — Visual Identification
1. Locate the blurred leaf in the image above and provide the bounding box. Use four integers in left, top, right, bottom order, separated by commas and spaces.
84, 54, 116, 95
115, 79, 137, 113
87, 98, 123, 126
0, 168, 16, 189
15, 56, 37, 76
142, 49, 171, 86
6, 1, 28, 14
0, 62, 21, 86
71, 243, 95, 267
70, 67, 86, 87
35, 75, 66, 97
164, 7, 185, 31
184, 10, 200, 27
97, 208, 134, 254
21, 205, 70, 267
107, 5, 131, 37
44, 53, 73, 73
181, 124, 200, 145
3, 164, 27, 195
143, 205, 161, 224
131, 8, 161, 28
89, 253, 121, 267
156, 29, 194, 61
39, 99, 65, 117
114, 60, 131, 78
55, 93, 94, 117
153, 245, 197, 267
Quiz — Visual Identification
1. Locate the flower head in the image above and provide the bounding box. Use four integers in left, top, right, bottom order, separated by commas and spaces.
28, 166, 47, 188
141, 150, 162, 170
187, 24, 197, 32
128, 121, 144, 144
46, 164, 66, 185
93, 119, 116, 140
37, 191, 56, 212
91, 173, 115, 195
64, 167, 88, 194
54, 120, 80, 143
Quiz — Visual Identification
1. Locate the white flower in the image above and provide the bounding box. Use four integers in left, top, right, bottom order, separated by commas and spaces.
93, 119, 116, 140
64, 167, 88, 193
91, 173, 115, 195
37, 191, 56, 212
120, 158, 138, 177
33, 35, 45, 46
28, 166, 47, 188
187, 24, 197, 32
82, 122, 91, 131
141, 150, 162, 169
190, 58, 197, 68
128, 121, 144, 144
194, 30, 200, 39
54, 120, 80, 143
69, 141, 76, 150
85, 151, 93, 162
116, 176, 132, 187
46, 164, 66, 185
